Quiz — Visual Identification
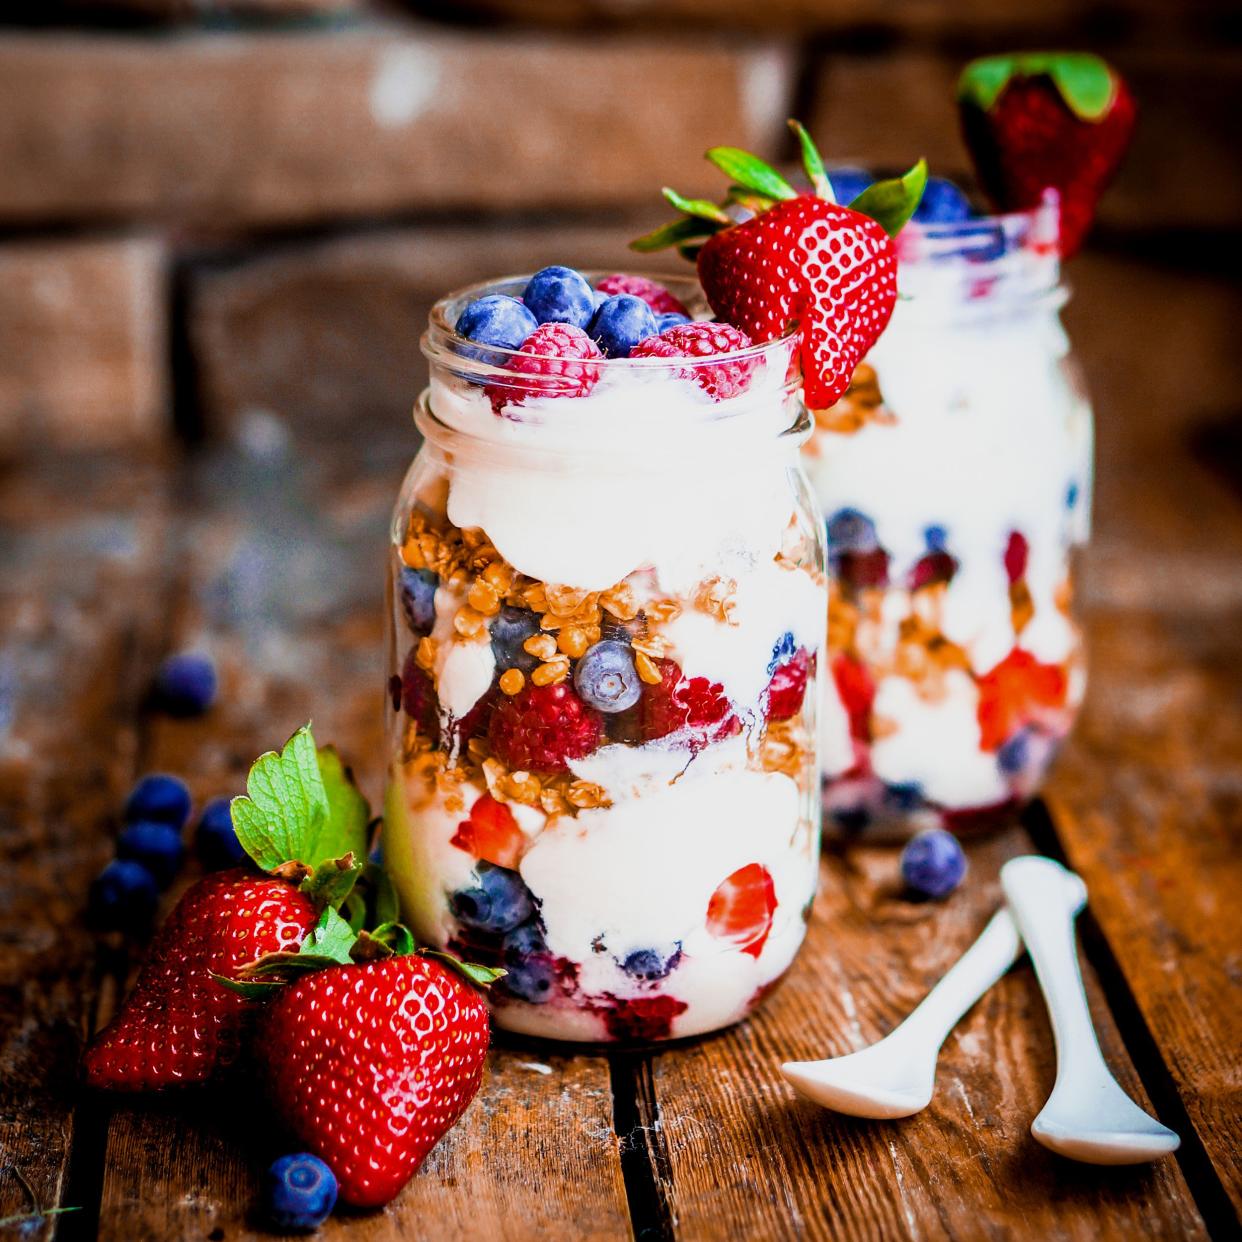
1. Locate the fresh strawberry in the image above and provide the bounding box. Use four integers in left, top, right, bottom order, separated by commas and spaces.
596, 273, 688, 316
631, 120, 925, 409
630, 322, 757, 401
957, 52, 1137, 257
764, 646, 811, 721
83, 871, 316, 1090
491, 322, 602, 414
639, 657, 737, 745
487, 681, 603, 773
976, 647, 1068, 751
706, 862, 776, 959
83, 725, 372, 1092
257, 955, 491, 1208
451, 793, 524, 869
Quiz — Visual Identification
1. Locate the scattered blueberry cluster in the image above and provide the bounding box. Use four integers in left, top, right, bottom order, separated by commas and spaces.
456, 266, 691, 362
87, 773, 245, 932
828, 168, 976, 225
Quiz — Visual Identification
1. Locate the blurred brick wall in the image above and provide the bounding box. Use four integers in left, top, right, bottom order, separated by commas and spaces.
0, 0, 1237, 453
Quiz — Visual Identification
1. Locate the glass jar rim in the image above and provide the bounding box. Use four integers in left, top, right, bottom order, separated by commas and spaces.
423, 270, 800, 376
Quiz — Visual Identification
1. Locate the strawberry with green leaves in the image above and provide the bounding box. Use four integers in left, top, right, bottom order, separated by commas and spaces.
83, 725, 371, 1091
957, 52, 1137, 257
632, 119, 926, 410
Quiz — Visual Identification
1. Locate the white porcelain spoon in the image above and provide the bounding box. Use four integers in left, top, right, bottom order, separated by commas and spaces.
1000, 855, 1180, 1164
781, 862, 1087, 1119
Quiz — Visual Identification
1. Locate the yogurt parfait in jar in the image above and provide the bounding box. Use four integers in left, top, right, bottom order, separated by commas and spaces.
804, 193, 1091, 838
383, 269, 828, 1042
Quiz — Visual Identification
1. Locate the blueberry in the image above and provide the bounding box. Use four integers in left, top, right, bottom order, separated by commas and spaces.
997, 730, 1031, 776
456, 294, 537, 350
913, 177, 974, 224
826, 167, 873, 206
153, 652, 217, 717
1066, 481, 1080, 510
196, 797, 246, 870
500, 922, 556, 1004
924, 524, 949, 552
522, 266, 595, 329
264, 1153, 338, 1232
620, 945, 682, 982
88, 859, 159, 932
900, 829, 967, 899
656, 311, 690, 332
450, 864, 534, 934
398, 567, 438, 634
490, 606, 541, 674
826, 507, 879, 554
768, 630, 796, 675
883, 782, 923, 812
116, 821, 185, 888
574, 641, 641, 713
588, 294, 657, 358
124, 773, 192, 829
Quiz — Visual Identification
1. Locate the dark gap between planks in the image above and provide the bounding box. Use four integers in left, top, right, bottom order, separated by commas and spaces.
1023, 799, 1238, 1238
610, 1052, 677, 1242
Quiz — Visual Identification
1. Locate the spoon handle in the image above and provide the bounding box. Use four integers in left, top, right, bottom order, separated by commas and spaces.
1000, 856, 1105, 1081
899, 864, 1086, 1052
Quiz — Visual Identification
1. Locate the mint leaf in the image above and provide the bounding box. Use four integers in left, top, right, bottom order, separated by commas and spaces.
848, 159, 928, 238
299, 907, 357, 965
312, 746, 369, 866
706, 147, 797, 202
229, 727, 369, 903
230, 725, 327, 872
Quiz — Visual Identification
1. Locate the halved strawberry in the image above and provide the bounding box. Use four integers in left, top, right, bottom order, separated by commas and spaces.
957, 52, 1137, 257
976, 647, 1068, 751
451, 793, 524, 869
632, 119, 926, 409
706, 862, 777, 959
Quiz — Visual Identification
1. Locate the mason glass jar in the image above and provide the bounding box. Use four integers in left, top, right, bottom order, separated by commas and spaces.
803, 201, 1091, 839
383, 275, 826, 1043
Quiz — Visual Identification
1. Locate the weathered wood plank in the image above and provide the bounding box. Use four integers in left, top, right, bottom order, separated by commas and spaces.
645, 832, 1206, 1241
1042, 253, 1242, 1224
93, 431, 631, 1240
0, 451, 171, 1237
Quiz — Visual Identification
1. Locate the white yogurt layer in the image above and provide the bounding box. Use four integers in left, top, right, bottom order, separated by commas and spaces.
430, 367, 804, 596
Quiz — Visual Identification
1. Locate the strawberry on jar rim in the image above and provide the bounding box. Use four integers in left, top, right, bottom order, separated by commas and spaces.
631, 119, 927, 411
957, 52, 1137, 258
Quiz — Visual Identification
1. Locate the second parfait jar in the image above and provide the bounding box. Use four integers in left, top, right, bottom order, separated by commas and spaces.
803, 200, 1092, 839
383, 275, 826, 1043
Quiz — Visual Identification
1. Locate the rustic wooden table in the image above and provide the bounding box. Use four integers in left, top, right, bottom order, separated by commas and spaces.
2, 251, 1239, 1241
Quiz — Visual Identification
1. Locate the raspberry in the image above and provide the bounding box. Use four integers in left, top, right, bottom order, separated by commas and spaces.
1004, 530, 1029, 583
400, 648, 439, 738
765, 647, 812, 721
487, 681, 603, 773
490, 322, 602, 414
639, 657, 737, 745
595, 273, 688, 317
630, 322, 757, 401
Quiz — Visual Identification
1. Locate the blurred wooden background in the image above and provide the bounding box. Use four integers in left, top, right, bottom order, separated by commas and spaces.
0, 0, 1239, 453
